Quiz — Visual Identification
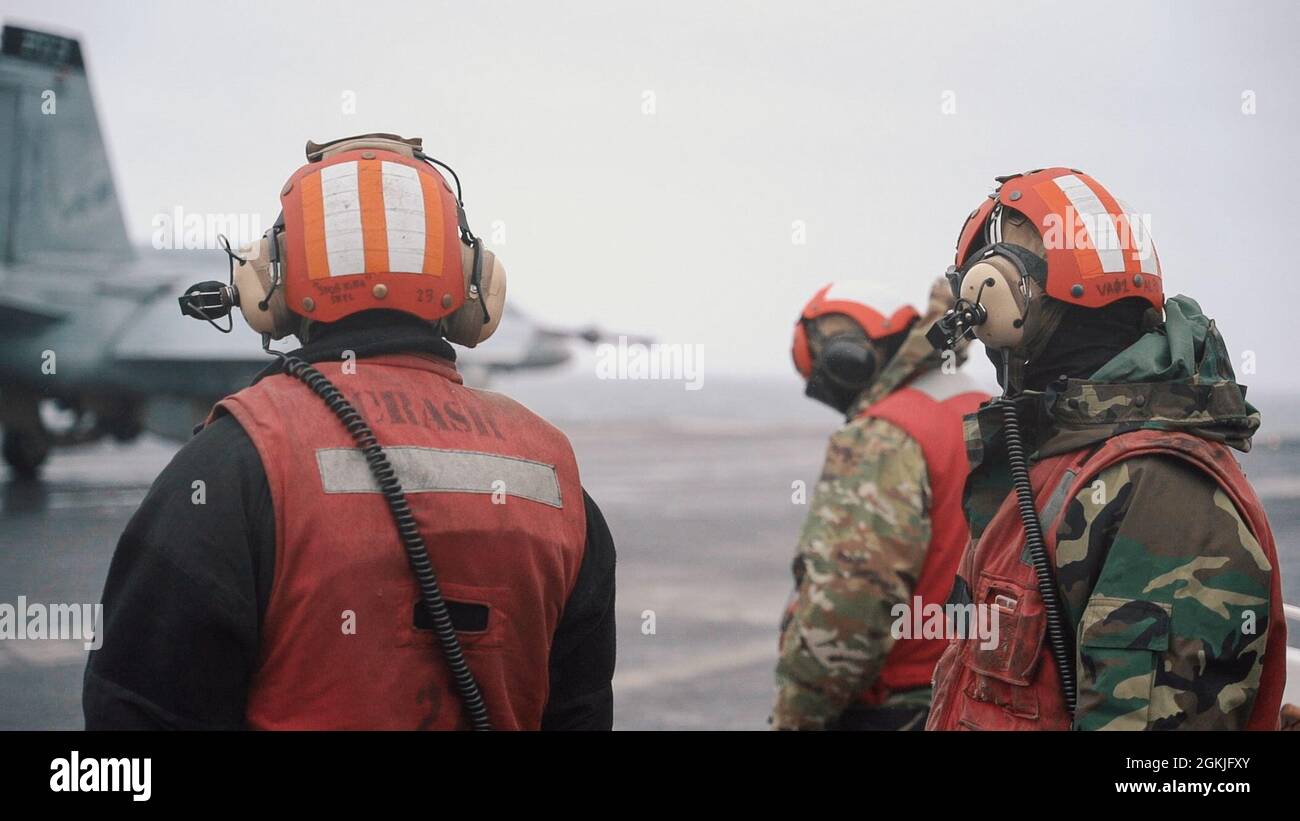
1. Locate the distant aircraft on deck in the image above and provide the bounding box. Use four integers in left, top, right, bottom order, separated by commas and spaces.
0, 23, 643, 477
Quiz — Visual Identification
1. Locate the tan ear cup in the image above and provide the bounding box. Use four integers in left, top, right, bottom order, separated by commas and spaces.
234, 235, 296, 339
960, 255, 1036, 350
477, 250, 507, 344
443, 244, 507, 347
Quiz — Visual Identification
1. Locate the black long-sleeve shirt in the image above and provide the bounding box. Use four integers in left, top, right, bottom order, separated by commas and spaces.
83, 315, 616, 730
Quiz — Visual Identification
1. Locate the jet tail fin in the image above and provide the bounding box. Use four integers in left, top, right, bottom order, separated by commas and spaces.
0, 24, 133, 268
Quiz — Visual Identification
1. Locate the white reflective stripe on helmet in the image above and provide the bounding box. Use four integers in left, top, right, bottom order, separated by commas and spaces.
381, 161, 430, 274
319, 160, 366, 276
1048, 174, 1126, 274
1117, 198, 1160, 276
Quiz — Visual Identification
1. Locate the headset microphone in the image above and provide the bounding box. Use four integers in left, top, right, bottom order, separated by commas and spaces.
927, 243, 1042, 353
178, 233, 248, 334
927, 294, 987, 351
178, 280, 240, 333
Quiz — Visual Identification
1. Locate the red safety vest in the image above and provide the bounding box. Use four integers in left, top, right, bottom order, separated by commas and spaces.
927, 428, 1287, 730
853, 373, 987, 704
207, 353, 587, 730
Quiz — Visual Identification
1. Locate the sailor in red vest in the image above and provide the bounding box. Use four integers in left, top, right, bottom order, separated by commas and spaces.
84, 134, 616, 730
771, 279, 989, 730
925, 168, 1287, 730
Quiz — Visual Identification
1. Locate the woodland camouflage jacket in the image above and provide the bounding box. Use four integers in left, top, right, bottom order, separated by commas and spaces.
961, 295, 1274, 729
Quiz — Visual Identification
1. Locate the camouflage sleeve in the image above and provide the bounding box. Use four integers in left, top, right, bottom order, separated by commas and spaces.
1055, 455, 1273, 731
771, 417, 931, 730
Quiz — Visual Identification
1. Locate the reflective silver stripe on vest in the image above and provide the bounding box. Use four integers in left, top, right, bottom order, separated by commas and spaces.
1039, 468, 1078, 531
1021, 468, 1078, 565
315, 447, 563, 508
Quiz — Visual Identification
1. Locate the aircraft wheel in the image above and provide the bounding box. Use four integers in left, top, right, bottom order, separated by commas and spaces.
2, 428, 50, 480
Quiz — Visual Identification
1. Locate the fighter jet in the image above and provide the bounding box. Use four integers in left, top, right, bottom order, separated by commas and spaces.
0, 23, 636, 478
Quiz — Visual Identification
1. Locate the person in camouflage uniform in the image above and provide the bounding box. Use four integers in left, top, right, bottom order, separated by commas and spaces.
926, 168, 1287, 730
772, 279, 988, 730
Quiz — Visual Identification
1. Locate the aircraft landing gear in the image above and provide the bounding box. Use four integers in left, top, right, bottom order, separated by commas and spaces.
0, 392, 51, 480
0, 393, 143, 479
2, 427, 50, 480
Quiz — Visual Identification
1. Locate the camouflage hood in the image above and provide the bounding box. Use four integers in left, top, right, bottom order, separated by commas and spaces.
1031, 294, 1259, 457
962, 295, 1258, 537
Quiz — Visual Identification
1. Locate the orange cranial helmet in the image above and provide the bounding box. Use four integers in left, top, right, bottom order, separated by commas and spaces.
791, 282, 919, 379
280, 146, 464, 324
953, 167, 1163, 311
235, 134, 505, 346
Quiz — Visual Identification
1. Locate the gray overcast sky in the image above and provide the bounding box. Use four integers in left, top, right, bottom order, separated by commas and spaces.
9, 0, 1300, 385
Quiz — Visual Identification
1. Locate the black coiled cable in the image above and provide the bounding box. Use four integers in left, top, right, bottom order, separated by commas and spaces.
997, 397, 1078, 718
280, 354, 493, 731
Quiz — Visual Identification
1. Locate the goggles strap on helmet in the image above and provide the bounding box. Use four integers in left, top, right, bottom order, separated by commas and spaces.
988, 202, 1004, 244
259, 214, 286, 312
469, 236, 488, 324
